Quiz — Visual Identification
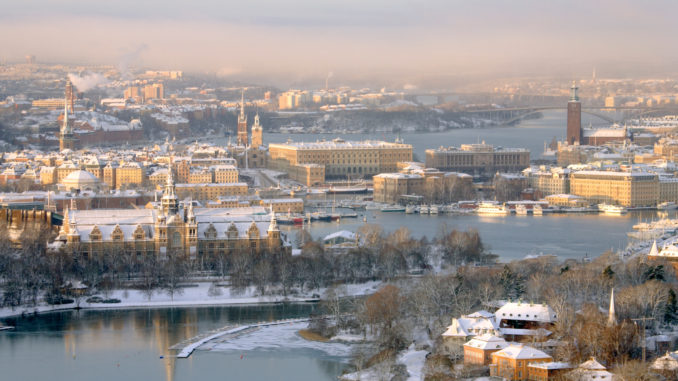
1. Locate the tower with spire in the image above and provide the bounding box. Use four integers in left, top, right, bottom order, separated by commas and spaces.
237, 88, 248, 146
608, 288, 617, 326
160, 166, 179, 215
566, 80, 582, 145
267, 209, 281, 248
59, 80, 78, 151
251, 110, 263, 149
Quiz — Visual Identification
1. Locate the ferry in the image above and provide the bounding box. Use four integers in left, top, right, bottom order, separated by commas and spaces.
419, 205, 429, 214
327, 185, 369, 194
658, 202, 678, 210
532, 205, 543, 216
515, 204, 528, 215
405, 205, 416, 214
598, 203, 628, 215
476, 202, 510, 216
380, 205, 406, 213
429, 205, 439, 215
310, 212, 332, 222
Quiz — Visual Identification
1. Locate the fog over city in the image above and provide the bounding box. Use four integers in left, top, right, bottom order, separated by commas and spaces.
2, 0, 678, 87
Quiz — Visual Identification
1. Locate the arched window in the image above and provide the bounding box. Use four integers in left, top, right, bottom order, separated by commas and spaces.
172, 232, 182, 247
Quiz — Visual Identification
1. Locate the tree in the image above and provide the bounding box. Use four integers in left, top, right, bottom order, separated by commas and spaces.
161, 252, 188, 301
252, 259, 272, 296
361, 285, 406, 350
499, 265, 525, 300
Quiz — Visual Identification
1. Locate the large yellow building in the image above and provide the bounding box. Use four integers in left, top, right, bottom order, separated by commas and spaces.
373, 169, 473, 204
115, 163, 146, 189
269, 138, 412, 181
373, 173, 424, 204
569, 170, 659, 207
425, 143, 529, 178
60, 172, 285, 259
175, 183, 248, 200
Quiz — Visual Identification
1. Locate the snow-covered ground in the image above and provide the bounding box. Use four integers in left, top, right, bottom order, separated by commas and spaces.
205, 321, 353, 359
397, 345, 428, 381
0, 280, 382, 319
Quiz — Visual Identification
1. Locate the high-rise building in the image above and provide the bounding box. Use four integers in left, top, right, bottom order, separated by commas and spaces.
143, 83, 164, 101
237, 89, 248, 146
251, 112, 263, 148
567, 81, 582, 145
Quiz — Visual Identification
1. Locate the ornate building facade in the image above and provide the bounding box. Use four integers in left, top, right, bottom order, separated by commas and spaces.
59, 169, 287, 259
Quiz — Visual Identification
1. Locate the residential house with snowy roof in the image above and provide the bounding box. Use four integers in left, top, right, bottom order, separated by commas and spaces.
650, 352, 678, 379
442, 310, 500, 342
489, 344, 552, 380
494, 302, 557, 341
566, 357, 614, 381
463, 334, 509, 365
527, 361, 573, 381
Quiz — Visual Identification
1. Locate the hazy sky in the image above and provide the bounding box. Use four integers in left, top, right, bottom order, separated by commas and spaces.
2, 0, 678, 86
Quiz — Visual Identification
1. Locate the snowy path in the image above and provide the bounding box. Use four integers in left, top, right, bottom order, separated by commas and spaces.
175, 317, 314, 358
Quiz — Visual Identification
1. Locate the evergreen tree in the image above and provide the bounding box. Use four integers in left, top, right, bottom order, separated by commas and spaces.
499, 265, 525, 300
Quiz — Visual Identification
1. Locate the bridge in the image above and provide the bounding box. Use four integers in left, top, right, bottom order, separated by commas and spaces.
463, 106, 678, 125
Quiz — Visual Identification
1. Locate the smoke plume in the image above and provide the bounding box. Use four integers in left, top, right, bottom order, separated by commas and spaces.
68, 72, 109, 92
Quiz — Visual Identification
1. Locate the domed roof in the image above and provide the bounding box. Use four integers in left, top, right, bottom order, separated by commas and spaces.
63, 170, 99, 184
61, 170, 100, 190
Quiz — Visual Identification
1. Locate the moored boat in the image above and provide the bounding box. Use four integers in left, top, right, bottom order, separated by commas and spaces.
405, 205, 416, 214
429, 205, 439, 215
380, 205, 406, 212
598, 203, 628, 215
476, 202, 510, 216
532, 205, 543, 215
658, 202, 678, 210
515, 204, 528, 215
419, 205, 429, 214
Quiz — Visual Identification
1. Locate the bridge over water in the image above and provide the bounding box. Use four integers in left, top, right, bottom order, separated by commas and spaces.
463, 106, 678, 125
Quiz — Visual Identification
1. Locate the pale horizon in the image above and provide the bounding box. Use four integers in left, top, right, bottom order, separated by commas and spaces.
2, 1, 678, 87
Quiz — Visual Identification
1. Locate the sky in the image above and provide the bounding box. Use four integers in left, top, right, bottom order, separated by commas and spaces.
1, 0, 678, 87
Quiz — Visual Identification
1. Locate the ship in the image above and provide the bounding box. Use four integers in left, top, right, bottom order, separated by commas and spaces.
476, 202, 510, 216
405, 205, 416, 214
598, 203, 628, 215
327, 185, 369, 194
532, 205, 543, 215
380, 205, 406, 212
429, 205, 439, 215
419, 205, 429, 214
658, 202, 678, 210
515, 204, 528, 215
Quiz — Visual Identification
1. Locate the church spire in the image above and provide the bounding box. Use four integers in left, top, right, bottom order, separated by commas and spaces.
608, 288, 616, 326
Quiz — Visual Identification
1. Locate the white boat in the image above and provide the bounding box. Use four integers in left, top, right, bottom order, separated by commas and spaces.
515, 204, 528, 215
405, 205, 416, 214
598, 203, 628, 215
429, 205, 439, 215
0, 325, 14, 331
658, 202, 678, 210
381, 205, 405, 212
532, 205, 543, 215
419, 205, 429, 214
476, 202, 510, 216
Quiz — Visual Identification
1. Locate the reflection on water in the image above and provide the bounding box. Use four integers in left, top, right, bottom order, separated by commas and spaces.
0, 304, 344, 381
288, 209, 671, 261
